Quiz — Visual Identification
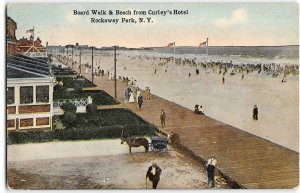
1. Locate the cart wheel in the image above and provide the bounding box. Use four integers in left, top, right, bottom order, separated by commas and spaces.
153, 143, 167, 151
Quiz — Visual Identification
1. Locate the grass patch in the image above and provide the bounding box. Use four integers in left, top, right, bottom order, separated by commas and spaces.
52, 66, 118, 105
54, 90, 119, 105
59, 77, 96, 90
80, 90, 120, 105
52, 65, 77, 76
75, 109, 147, 127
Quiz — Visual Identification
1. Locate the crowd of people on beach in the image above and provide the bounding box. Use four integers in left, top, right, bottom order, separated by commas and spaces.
60, 52, 299, 93
126, 54, 299, 83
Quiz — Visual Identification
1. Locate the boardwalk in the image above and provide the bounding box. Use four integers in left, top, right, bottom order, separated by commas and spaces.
62, 59, 299, 189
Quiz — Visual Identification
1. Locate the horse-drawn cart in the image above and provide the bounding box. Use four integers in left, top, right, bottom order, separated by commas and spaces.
149, 136, 169, 152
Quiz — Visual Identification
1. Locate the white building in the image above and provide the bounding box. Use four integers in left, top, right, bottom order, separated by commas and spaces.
7, 55, 53, 130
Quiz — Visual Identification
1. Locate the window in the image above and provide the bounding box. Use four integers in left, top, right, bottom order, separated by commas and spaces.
20, 118, 33, 127
7, 87, 14, 104
36, 86, 49, 103
20, 86, 33, 104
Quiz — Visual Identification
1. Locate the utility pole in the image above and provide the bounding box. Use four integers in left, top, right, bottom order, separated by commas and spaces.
71, 45, 74, 69
91, 46, 94, 83
114, 45, 117, 98
66, 46, 68, 65
79, 47, 82, 74
206, 38, 209, 55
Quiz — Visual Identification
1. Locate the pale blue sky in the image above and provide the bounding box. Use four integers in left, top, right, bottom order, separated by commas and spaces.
7, 3, 299, 47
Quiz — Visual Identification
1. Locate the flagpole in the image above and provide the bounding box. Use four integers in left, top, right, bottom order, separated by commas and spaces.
92, 46, 94, 83
173, 41, 176, 63
79, 47, 82, 75
206, 38, 209, 55
173, 42, 176, 55
114, 45, 117, 98
32, 26, 35, 47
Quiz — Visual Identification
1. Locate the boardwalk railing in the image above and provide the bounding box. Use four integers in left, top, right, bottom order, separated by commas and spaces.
53, 97, 92, 115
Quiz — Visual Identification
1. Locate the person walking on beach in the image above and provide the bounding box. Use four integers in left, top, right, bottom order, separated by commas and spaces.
146, 162, 162, 189
253, 105, 258, 120
160, 109, 166, 128
138, 94, 144, 110
222, 76, 225, 84
206, 156, 217, 188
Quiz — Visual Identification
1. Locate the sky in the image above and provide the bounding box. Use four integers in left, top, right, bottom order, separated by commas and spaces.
6, 3, 299, 48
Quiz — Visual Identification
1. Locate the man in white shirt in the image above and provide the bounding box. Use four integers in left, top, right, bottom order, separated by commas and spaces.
206, 156, 217, 188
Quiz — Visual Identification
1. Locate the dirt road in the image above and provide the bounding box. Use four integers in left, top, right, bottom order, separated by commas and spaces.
7, 140, 228, 189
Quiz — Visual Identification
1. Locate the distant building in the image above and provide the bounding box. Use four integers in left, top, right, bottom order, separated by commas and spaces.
6, 16, 47, 57
6, 17, 17, 55
17, 36, 47, 57
7, 55, 53, 130
80, 45, 89, 48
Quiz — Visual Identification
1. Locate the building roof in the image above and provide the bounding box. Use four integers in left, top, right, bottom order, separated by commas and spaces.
7, 65, 44, 78
7, 55, 50, 79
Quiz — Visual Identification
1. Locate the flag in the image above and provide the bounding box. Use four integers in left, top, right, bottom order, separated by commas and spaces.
199, 41, 207, 47
167, 42, 174, 48
26, 29, 34, 35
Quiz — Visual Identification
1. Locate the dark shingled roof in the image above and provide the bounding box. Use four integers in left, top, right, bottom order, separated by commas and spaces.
7, 66, 43, 78
7, 55, 50, 79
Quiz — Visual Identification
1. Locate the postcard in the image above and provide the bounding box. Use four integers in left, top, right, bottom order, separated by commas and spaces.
6, 2, 299, 190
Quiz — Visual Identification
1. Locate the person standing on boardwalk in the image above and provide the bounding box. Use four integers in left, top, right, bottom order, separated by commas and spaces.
194, 104, 200, 114
206, 156, 217, 188
146, 162, 162, 189
136, 87, 141, 102
145, 87, 151, 100
160, 109, 166, 128
138, 94, 144, 110
199, 105, 205, 115
125, 87, 129, 102
253, 105, 258, 120
129, 91, 135, 103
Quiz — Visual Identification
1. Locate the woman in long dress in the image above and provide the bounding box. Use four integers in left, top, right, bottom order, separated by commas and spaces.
129, 92, 135, 103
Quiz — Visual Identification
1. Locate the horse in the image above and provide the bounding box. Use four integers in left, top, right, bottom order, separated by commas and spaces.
120, 131, 149, 153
